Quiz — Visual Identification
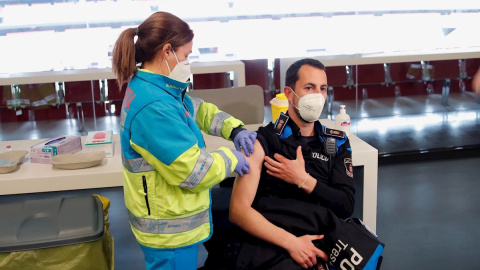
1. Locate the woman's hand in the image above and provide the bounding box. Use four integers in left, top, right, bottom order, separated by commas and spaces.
285, 234, 328, 269
264, 146, 307, 186
234, 130, 257, 157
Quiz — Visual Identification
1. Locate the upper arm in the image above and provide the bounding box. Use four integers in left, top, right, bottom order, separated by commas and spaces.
193, 99, 243, 139
230, 140, 265, 209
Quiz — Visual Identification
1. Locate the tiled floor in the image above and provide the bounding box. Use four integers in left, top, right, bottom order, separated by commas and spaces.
376, 156, 480, 270
1, 92, 479, 269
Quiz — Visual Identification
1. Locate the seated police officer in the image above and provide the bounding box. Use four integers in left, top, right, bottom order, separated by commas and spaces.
204, 58, 355, 270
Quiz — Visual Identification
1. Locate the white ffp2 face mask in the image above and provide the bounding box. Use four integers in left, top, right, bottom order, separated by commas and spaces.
290, 90, 325, 122
165, 50, 191, 83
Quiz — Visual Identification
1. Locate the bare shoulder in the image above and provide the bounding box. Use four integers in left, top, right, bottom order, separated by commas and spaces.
245, 140, 266, 165
232, 140, 265, 205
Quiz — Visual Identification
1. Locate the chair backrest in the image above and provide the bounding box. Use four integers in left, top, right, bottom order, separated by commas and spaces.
188, 85, 264, 124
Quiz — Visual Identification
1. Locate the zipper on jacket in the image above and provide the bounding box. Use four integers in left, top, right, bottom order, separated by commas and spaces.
181, 88, 190, 113
142, 176, 151, 216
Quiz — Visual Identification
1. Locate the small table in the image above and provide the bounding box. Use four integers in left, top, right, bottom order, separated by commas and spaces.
0, 136, 123, 196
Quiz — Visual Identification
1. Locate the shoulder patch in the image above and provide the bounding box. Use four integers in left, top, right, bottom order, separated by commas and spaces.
324, 127, 345, 139
274, 113, 289, 136
344, 158, 353, 178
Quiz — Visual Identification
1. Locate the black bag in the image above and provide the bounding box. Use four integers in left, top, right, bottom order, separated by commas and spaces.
325, 218, 384, 270
204, 189, 384, 270
255, 196, 384, 270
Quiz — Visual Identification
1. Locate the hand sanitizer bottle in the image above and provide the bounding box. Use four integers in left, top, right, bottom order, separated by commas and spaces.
335, 105, 351, 137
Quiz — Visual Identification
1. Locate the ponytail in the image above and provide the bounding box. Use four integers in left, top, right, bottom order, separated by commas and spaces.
112, 27, 137, 87
112, 12, 194, 89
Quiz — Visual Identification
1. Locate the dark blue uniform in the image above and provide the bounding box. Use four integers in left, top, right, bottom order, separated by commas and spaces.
204, 114, 383, 270
255, 114, 354, 219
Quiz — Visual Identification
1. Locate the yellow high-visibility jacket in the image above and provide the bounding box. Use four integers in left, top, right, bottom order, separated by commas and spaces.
120, 70, 243, 249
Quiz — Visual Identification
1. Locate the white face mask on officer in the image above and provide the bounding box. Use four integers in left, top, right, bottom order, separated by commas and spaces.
290, 89, 325, 123
165, 49, 191, 83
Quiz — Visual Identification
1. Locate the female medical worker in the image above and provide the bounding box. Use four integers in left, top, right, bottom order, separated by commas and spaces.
112, 12, 256, 270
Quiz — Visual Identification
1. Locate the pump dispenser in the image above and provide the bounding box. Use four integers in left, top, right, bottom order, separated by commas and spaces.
335, 105, 351, 137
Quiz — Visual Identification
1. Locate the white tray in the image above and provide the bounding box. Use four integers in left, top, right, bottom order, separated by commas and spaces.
52, 151, 106, 170
0, 150, 28, 174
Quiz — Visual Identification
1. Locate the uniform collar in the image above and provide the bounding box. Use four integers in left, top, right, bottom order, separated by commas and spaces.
284, 112, 323, 139
134, 69, 189, 98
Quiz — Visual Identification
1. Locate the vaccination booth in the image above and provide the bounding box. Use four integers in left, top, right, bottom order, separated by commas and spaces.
0, 1, 479, 269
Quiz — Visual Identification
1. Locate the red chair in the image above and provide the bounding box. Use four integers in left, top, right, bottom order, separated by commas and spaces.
16, 83, 59, 121
389, 62, 420, 83
64, 80, 100, 104
192, 73, 231, 90
0, 107, 30, 123
107, 79, 126, 101
107, 79, 127, 116
64, 80, 104, 132
1, 85, 11, 107
34, 104, 67, 121
326, 65, 356, 102
242, 59, 271, 106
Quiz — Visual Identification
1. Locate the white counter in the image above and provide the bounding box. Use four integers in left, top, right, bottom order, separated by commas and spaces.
0, 61, 246, 87
0, 136, 124, 195
0, 120, 378, 231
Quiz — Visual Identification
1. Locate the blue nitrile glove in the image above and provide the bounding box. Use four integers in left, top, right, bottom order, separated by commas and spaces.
233, 130, 257, 157
232, 149, 250, 176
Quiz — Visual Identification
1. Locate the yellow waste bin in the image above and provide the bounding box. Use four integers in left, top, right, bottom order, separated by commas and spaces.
269, 93, 289, 123
0, 195, 114, 270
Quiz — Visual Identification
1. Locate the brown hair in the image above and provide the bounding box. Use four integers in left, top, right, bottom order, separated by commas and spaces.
112, 12, 194, 87
286, 58, 325, 89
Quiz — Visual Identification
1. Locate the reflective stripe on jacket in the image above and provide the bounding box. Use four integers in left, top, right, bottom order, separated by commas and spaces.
120, 70, 243, 249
